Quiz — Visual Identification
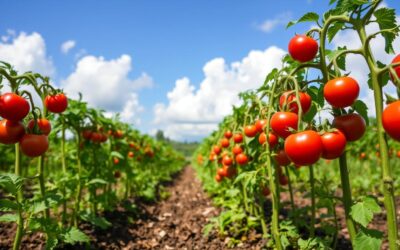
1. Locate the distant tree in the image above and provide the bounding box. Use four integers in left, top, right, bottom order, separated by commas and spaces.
155, 130, 166, 141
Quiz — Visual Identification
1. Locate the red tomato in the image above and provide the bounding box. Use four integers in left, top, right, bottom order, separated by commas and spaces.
233, 133, 243, 143
279, 91, 312, 114
259, 132, 278, 148
0, 120, 25, 144
99, 133, 108, 143
222, 155, 233, 166
209, 152, 217, 161
255, 119, 267, 133
262, 186, 271, 196
215, 174, 223, 183
333, 113, 366, 142
235, 153, 248, 165
232, 145, 243, 155
288, 35, 319, 63
114, 130, 124, 138
213, 145, 222, 155
396, 151, 400, 159
44, 93, 68, 113
270, 112, 298, 138
275, 149, 291, 166
82, 130, 93, 140
91, 132, 102, 143
0, 93, 30, 121
279, 175, 289, 186
217, 167, 227, 177
244, 125, 257, 138
324, 77, 359, 108
128, 151, 134, 158
113, 158, 119, 165
20, 134, 49, 157
284, 130, 323, 166
321, 131, 347, 159
224, 130, 233, 139
382, 101, 400, 141
360, 152, 366, 160
27, 119, 51, 135
221, 138, 230, 148
390, 54, 400, 84
225, 166, 237, 178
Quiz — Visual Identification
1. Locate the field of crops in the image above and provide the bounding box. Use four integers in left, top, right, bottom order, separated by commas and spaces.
1, 0, 400, 249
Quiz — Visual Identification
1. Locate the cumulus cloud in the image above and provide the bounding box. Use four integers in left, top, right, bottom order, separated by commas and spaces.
153, 46, 286, 141
62, 54, 153, 125
0, 31, 55, 76
61, 40, 76, 54
257, 12, 292, 33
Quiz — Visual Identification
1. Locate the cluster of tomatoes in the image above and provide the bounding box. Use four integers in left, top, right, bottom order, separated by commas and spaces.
0, 92, 68, 157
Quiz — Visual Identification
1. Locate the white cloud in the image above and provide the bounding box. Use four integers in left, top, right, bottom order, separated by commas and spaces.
257, 12, 292, 33
153, 46, 286, 140
62, 54, 152, 125
0, 31, 55, 76
61, 40, 76, 54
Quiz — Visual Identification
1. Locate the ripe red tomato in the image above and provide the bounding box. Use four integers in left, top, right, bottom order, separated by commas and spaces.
396, 151, 400, 159
20, 134, 49, 157
213, 145, 222, 155
221, 138, 230, 148
99, 133, 108, 143
259, 132, 278, 148
255, 119, 267, 133
82, 130, 93, 140
0, 93, 30, 121
390, 54, 400, 84
91, 132, 102, 143
235, 153, 248, 165
333, 113, 366, 142
222, 155, 233, 166
360, 152, 366, 160
279, 91, 312, 114
262, 186, 271, 196
217, 167, 226, 177
382, 101, 400, 141
215, 174, 223, 182
224, 165, 237, 178
27, 119, 51, 135
224, 130, 233, 139
321, 131, 347, 159
44, 93, 68, 113
233, 133, 243, 143
0, 120, 25, 144
113, 158, 119, 165
288, 35, 319, 63
270, 112, 298, 138
324, 77, 359, 108
244, 125, 258, 137
114, 130, 124, 138
232, 145, 243, 155
284, 130, 323, 166
275, 149, 291, 166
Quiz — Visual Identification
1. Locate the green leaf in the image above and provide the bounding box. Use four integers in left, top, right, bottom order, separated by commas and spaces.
353, 100, 369, 126
287, 12, 319, 28
29, 201, 47, 214
62, 227, 90, 244
86, 178, 108, 186
110, 151, 124, 159
0, 199, 18, 211
80, 212, 112, 230
0, 213, 18, 222
351, 0, 369, 4
327, 22, 344, 42
350, 196, 381, 227
45, 236, 58, 250
374, 8, 399, 54
354, 228, 383, 250
0, 174, 24, 195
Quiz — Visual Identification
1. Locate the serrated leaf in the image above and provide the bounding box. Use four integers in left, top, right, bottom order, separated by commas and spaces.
0, 213, 18, 222
374, 8, 399, 54
287, 12, 319, 28
353, 100, 369, 126
351, 0, 369, 4
0, 199, 18, 211
29, 201, 47, 214
0, 174, 24, 195
62, 227, 90, 244
350, 196, 380, 227
354, 228, 383, 250
327, 22, 344, 42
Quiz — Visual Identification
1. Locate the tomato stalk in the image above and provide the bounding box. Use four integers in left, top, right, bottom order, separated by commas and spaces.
73, 134, 83, 227
309, 165, 316, 238
284, 166, 296, 223
13, 144, 24, 250
356, 24, 398, 250
61, 117, 68, 224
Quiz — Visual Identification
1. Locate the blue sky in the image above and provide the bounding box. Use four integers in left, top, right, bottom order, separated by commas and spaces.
0, 1, 399, 141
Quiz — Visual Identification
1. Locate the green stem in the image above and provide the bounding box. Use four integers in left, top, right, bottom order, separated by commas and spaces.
339, 153, 357, 243
356, 25, 398, 250
73, 136, 83, 227
309, 165, 316, 238
242, 182, 249, 212
38, 156, 50, 219
13, 144, 24, 250
61, 119, 67, 224
284, 167, 296, 221
91, 148, 98, 215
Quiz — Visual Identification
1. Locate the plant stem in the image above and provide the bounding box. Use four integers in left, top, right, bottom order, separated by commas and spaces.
309, 165, 316, 238
338, 153, 357, 243
73, 136, 83, 227
284, 166, 296, 218
356, 25, 398, 250
13, 144, 24, 250
61, 118, 67, 224
38, 156, 50, 219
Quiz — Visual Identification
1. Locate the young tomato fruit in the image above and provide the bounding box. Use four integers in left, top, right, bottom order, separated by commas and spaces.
0, 93, 30, 121
275, 149, 291, 166
288, 35, 319, 62
244, 125, 258, 138
324, 76, 359, 108
382, 101, 400, 141
0, 120, 25, 144
235, 153, 248, 165
321, 131, 347, 159
258, 132, 278, 148
255, 119, 267, 133
45, 93, 68, 113
224, 130, 233, 139
390, 54, 400, 84
284, 130, 323, 166
279, 91, 312, 114
270, 112, 298, 138
220, 138, 230, 148
333, 113, 366, 142
20, 134, 49, 157
27, 118, 52, 135
233, 133, 243, 143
